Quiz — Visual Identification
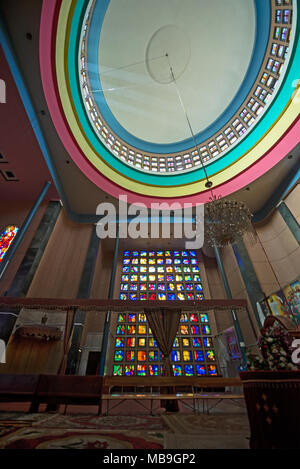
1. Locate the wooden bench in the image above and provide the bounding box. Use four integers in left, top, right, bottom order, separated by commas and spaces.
29, 375, 103, 414
0, 374, 40, 408
102, 376, 244, 415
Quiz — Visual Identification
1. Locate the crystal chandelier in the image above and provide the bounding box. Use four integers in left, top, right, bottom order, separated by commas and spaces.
168, 62, 256, 249
204, 194, 256, 248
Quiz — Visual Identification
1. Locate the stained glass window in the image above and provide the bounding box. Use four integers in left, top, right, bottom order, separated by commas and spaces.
114, 250, 218, 376
0, 225, 19, 263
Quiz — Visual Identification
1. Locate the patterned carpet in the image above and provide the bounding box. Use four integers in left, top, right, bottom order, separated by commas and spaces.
162, 412, 250, 449
0, 406, 251, 449
0, 413, 165, 449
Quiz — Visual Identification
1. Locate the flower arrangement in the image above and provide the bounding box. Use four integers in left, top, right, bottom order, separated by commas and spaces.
246, 324, 298, 371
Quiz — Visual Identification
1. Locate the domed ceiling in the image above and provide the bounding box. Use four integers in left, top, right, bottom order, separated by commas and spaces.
40, 0, 300, 207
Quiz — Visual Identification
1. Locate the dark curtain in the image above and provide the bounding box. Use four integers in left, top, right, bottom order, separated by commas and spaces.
145, 307, 181, 411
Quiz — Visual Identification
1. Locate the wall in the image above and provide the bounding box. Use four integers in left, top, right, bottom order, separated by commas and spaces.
219, 244, 258, 346
26, 209, 92, 298
244, 185, 300, 297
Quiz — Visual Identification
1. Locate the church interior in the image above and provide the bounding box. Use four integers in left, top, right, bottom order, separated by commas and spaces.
0, 0, 299, 451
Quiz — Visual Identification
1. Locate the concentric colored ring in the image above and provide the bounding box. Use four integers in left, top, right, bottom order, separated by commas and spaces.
39, 0, 300, 207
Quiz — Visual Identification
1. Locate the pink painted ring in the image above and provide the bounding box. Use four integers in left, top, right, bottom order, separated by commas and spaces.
39, 0, 300, 207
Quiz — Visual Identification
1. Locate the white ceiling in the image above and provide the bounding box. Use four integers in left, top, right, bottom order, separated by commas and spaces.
99, 0, 255, 144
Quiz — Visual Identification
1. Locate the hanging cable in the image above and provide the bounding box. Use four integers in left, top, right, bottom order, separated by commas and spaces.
166, 54, 213, 194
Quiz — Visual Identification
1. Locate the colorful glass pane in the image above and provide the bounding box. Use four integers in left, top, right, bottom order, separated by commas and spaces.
158, 293, 166, 300
117, 314, 126, 323
177, 293, 185, 300
204, 337, 212, 348
149, 293, 156, 301
173, 337, 179, 347
172, 351, 181, 362
208, 365, 218, 376
193, 338, 202, 347
196, 293, 204, 300
180, 325, 189, 335
126, 351, 135, 362
137, 365, 146, 376
173, 365, 182, 376
138, 313, 147, 322
140, 293, 147, 300
113, 365, 122, 376
182, 338, 190, 347
114, 350, 124, 362
149, 351, 158, 361
127, 338, 135, 347
128, 314, 136, 322
115, 337, 124, 348
125, 365, 135, 376
183, 350, 192, 361
138, 351, 146, 361
149, 338, 157, 347
190, 313, 198, 322
127, 325, 136, 334
191, 325, 200, 335
206, 350, 215, 361
196, 365, 206, 376
116, 325, 125, 335
168, 293, 176, 300
194, 351, 204, 362
200, 314, 208, 323
138, 325, 146, 334
149, 365, 159, 376
138, 338, 146, 347
129, 293, 137, 300
184, 365, 194, 376
180, 313, 188, 323
203, 325, 211, 335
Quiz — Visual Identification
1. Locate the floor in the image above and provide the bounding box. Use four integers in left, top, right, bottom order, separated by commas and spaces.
0, 399, 250, 449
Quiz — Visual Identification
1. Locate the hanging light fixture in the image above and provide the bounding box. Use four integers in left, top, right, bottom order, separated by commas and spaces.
168, 60, 256, 248
204, 195, 256, 248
